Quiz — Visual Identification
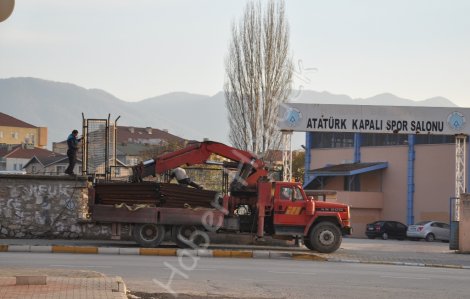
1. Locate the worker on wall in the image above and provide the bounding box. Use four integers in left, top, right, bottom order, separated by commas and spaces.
65, 129, 81, 176
170, 167, 203, 189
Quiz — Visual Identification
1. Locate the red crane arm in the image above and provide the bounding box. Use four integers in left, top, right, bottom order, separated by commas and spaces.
154, 141, 264, 173
131, 141, 268, 187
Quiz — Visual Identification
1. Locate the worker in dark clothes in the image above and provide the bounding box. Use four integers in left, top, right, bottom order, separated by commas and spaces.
170, 167, 203, 189
65, 129, 81, 175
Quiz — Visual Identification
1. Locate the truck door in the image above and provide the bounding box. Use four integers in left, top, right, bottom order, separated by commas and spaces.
273, 185, 307, 235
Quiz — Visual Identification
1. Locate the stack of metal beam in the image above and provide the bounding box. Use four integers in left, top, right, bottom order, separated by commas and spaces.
159, 183, 218, 208
94, 182, 217, 209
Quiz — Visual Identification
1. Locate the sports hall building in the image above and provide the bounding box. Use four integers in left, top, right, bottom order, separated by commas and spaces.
279, 104, 470, 237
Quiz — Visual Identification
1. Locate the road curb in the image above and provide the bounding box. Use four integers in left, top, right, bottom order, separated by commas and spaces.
1, 244, 468, 269
326, 257, 469, 270
0, 244, 324, 261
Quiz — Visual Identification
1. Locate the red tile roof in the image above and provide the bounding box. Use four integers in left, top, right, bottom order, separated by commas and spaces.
4, 147, 60, 159
117, 126, 186, 145
0, 112, 37, 128
0, 145, 20, 157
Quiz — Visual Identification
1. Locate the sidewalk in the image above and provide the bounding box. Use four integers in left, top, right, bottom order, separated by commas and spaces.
319, 238, 469, 268
0, 269, 127, 299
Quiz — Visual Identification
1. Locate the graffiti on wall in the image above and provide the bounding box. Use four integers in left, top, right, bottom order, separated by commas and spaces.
0, 184, 75, 226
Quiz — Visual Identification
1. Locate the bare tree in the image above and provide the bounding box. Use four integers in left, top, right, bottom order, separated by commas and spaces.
224, 0, 292, 155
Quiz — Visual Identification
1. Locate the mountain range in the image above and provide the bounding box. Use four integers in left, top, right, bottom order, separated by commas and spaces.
0, 77, 458, 149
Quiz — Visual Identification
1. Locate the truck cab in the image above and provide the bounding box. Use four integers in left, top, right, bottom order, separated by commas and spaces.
273, 182, 310, 234
268, 181, 351, 253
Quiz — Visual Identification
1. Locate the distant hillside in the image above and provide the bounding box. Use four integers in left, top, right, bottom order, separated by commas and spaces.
0, 77, 458, 149
0, 78, 227, 148
292, 90, 457, 107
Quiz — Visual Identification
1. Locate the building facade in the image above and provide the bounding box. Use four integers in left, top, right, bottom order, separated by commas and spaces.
0, 145, 64, 173
0, 112, 47, 148
303, 132, 458, 237
279, 103, 470, 238
23, 155, 81, 175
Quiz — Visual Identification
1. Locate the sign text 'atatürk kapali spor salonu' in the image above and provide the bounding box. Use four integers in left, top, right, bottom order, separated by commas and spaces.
278, 103, 470, 135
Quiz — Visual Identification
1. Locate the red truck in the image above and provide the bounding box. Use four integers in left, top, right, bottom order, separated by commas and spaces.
88, 141, 351, 253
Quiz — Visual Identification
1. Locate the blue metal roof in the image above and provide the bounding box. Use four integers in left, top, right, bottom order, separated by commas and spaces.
303, 162, 388, 189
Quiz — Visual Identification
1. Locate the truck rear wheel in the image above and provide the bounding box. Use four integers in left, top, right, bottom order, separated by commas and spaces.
308, 221, 342, 253
133, 223, 165, 247
171, 225, 207, 249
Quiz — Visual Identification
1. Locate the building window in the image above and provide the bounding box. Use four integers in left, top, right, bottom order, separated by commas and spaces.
13, 164, 17, 170
31, 165, 37, 173
0, 131, 3, 138
312, 132, 354, 149
415, 134, 454, 145
56, 165, 66, 175
24, 133, 35, 144
11, 132, 18, 139
344, 175, 360, 191
360, 133, 454, 147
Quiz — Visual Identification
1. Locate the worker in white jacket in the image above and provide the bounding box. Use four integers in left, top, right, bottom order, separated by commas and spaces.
170, 167, 203, 189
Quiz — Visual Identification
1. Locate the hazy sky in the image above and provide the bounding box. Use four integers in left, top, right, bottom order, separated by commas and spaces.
1, 0, 470, 106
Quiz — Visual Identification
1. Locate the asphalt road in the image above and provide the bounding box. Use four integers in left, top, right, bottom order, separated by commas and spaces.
1, 252, 469, 299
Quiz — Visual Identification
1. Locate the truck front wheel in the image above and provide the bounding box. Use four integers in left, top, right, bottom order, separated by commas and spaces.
133, 223, 165, 247
308, 221, 342, 253
303, 238, 314, 250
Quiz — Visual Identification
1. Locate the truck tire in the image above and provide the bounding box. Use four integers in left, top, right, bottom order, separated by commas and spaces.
303, 238, 315, 250
308, 221, 342, 253
171, 225, 207, 249
133, 223, 165, 248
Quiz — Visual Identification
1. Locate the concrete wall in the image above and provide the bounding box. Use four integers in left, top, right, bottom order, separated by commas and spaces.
327, 191, 383, 237
361, 145, 408, 224
0, 174, 111, 239
323, 176, 343, 190
311, 148, 354, 170
350, 208, 382, 238
360, 172, 382, 192
414, 144, 454, 222
459, 195, 470, 253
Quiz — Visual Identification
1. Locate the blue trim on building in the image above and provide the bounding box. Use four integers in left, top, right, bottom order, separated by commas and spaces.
303, 132, 312, 187
467, 138, 470, 193
303, 174, 319, 189
312, 162, 388, 177
407, 134, 415, 225
354, 133, 361, 163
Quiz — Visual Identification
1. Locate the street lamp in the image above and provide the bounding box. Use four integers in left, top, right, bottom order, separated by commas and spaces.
0, 0, 15, 23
